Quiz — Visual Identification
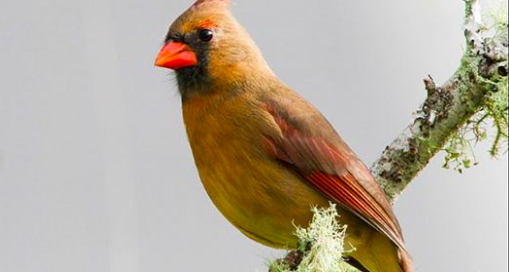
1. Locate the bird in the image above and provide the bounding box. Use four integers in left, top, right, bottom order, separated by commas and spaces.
155, 1, 413, 271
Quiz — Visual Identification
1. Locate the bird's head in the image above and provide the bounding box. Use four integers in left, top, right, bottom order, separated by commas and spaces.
155, 0, 273, 98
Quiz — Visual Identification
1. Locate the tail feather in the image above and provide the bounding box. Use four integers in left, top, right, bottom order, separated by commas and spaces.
344, 257, 369, 272
398, 249, 414, 272
349, 231, 414, 272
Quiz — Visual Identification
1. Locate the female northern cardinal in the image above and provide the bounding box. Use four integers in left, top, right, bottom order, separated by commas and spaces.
155, 1, 413, 271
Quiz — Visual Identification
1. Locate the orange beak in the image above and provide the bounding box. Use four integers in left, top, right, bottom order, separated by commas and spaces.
155, 42, 198, 70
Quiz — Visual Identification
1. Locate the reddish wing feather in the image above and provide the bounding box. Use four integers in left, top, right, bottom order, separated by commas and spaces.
309, 172, 406, 250
265, 104, 407, 252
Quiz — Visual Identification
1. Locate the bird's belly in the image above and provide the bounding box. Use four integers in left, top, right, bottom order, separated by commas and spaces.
195, 154, 332, 248
187, 131, 372, 250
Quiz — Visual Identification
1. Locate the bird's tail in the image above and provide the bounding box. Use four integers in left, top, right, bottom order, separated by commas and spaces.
398, 248, 414, 272
349, 231, 414, 272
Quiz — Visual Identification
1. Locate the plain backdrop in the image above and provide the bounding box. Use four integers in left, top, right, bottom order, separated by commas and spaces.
0, 0, 507, 272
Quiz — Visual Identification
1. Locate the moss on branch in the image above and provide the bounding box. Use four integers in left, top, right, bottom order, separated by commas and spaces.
268, 205, 357, 272
371, 1, 508, 202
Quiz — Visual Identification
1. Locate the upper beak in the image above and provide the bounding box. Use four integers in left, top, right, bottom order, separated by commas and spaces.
155, 42, 198, 70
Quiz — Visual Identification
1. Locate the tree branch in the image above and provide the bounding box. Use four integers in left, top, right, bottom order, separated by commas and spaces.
371, 0, 508, 203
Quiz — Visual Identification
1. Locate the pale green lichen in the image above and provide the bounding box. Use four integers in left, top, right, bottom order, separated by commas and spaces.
442, 67, 507, 172
442, 126, 480, 173
268, 205, 358, 272
442, 4, 508, 173
488, 3, 508, 41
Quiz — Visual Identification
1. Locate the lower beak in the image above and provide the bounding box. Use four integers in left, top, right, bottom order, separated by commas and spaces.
155, 42, 198, 70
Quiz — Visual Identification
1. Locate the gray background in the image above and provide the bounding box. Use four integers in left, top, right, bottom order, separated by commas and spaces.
0, 0, 507, 271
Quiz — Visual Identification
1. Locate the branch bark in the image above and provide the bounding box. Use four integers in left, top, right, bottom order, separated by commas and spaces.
371, 0, 508, 203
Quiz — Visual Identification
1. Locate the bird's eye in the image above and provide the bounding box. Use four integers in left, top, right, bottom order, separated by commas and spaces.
198, 29, 214, 42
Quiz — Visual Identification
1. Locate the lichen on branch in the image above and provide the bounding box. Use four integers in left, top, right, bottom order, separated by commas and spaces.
450, 2, 509, 163
268, 204, 356, 272
371, 0, 508, 203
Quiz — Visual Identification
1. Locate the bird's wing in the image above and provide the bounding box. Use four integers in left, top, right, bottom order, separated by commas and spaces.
263, 100, 407, 253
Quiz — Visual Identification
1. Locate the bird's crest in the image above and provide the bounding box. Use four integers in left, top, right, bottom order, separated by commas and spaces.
193, 0, 231, 7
